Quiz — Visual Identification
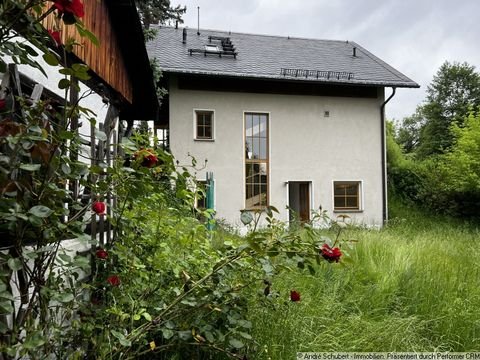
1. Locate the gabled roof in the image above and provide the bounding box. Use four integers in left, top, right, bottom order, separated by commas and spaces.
147, 26, 419, 88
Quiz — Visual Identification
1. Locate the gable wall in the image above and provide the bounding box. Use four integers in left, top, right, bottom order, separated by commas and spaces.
168, 75, 385, 228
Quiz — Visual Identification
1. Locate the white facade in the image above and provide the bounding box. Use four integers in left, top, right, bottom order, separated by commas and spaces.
168, 75, 386, 228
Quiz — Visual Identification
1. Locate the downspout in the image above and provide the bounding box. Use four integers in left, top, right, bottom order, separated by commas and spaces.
380, 87, 396, 225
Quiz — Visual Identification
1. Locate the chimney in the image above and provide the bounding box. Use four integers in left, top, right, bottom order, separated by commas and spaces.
182, 28, 187, 44
353, 47, 357, 57
175, 20, 178, 29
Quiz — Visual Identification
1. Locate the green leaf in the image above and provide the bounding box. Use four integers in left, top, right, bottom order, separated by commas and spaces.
58, 253, 72, 263
142, 312, 152, 321
20, 164, 41, 171
111, 330, 131, 347
61, 163, 71, 175
238, 331, 252, 340
28, 205, 53, 218
229, 338, 244, 349
161, 328, 174, 339
0, 300, 14, 314
7, 258, 23, 271
58, 78, 71, 89
43, 52, 59, 66
205, 331, 214, 343
57, 292, 74, 303
59, 68, 74, 76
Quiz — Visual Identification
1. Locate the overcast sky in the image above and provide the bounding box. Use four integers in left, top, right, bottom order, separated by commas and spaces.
169, 0, 480, 121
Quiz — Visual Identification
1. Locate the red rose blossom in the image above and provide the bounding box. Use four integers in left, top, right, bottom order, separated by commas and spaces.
107, 275, 120, 287
48, 29, 62, 46
0, 99, 6, 110
321, 244, 342, 263
52, 0, 85, 18
290, 290, 301, 302
92, 201, 106, 215
95, 248, 108, 259
134, 148, 159, 168
142, 154, 158, 168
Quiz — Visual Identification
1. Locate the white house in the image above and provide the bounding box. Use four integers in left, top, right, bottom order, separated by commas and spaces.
147, 26, 418, 228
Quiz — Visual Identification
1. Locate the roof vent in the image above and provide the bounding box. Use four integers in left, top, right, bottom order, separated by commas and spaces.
182, 28, 187, 44
353, 47, 357, 57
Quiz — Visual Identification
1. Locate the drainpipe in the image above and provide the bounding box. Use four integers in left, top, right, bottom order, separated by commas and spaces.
380, 87, 396, 225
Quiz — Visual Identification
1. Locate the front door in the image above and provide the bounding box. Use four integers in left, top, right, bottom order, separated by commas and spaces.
288, 182, 310, 223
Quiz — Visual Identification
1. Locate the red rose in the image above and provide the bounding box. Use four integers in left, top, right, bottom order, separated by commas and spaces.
134, 148, 159, 168
0, 99, 5, 110
321, 244, 342, 263
52, 0, 84, 18
290, 290, 301, 302
95, 248, 108, 259
48, 29, 62, 46
92, 201, 106, 215
107, 275, 120, 287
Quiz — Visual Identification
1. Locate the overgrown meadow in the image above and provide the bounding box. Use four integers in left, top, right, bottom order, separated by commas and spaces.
247, 199, 480, 358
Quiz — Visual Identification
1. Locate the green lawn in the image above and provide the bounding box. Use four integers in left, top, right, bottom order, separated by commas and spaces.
247, 202, 480, 357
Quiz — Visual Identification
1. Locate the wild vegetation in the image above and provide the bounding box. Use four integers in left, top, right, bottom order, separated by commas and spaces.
2, 1, 479, 359
247, 199, 480, 358
390, 61, 480, 218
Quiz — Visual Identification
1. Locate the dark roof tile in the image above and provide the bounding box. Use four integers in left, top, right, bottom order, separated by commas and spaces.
147, 26, 419, 88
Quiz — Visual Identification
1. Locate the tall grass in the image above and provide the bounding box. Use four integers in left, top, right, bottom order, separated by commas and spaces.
247, 200, 480, 357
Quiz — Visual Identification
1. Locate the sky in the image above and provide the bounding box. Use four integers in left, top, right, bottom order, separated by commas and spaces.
168, 0, 480, 121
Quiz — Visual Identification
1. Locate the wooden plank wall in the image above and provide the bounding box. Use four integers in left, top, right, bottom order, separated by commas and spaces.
42, 0, 133, 103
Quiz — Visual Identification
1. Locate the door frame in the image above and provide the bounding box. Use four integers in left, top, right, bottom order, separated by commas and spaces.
286, 180, 314, 223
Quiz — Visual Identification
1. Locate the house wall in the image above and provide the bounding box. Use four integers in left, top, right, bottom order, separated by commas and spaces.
168, 76, 386, 228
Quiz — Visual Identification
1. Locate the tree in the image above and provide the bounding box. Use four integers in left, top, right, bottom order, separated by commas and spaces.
396, 109, 424, 154
135, 0, 186, 30
416, 61, 480, 158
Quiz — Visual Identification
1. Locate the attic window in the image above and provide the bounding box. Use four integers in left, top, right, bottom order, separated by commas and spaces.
189, 36, 237, 58
205, 44, 219, 52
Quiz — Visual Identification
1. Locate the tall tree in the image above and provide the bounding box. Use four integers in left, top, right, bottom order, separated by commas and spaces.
416, 61, 480, 158
135, 0, 186, 30
396, 109, 424, 154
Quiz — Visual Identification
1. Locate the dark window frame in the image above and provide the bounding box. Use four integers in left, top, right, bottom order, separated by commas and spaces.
195, 110, 214, 140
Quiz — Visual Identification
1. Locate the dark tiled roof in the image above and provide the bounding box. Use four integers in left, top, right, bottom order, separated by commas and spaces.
147, 26, 419, 88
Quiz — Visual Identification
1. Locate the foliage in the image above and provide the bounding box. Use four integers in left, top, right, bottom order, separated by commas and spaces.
416, 61, 480, 158
248, 200, 480, 358
395, 110, 424, 154
135, 0, 186, 29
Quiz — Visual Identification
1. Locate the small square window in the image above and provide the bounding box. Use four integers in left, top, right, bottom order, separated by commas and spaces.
333, 181, 361, 211
195, 111, 214, 140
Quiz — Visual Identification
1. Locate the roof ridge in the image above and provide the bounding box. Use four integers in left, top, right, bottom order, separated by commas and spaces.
154, 25, 350, 44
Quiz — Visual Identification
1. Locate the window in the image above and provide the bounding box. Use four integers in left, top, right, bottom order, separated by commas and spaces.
205, 44, 219, 52
333, 181, 361, 211
245, 113, 268, 209
195, 110, 214, 140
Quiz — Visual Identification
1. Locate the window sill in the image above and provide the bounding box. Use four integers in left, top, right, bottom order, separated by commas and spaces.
194, 138, 215, 142
333, 209, 364, 213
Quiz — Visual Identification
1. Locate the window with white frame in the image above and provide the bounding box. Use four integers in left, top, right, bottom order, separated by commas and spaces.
195, 110, 214, 140
333, 181, 362, 211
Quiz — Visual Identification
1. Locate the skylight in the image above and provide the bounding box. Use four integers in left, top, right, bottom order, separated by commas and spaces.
205, 44, 219, 52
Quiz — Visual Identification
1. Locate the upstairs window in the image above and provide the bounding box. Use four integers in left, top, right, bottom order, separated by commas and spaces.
195, 110, 214, 140
333, 181, 362, 211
